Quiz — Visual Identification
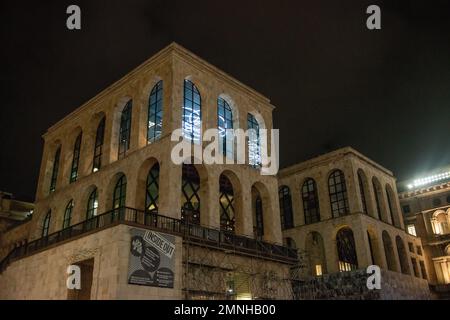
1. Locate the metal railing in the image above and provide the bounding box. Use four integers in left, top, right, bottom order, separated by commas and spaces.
0, 207, 297, 273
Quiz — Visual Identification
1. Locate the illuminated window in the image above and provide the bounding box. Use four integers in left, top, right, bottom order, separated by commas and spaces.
328, 170, 349, 218
336, 228, 358, 272
118, 100, 132, 159
70, 133, 82, 183
432, 211, 450, 235
49, 147, 61, 193
315, 264, 323, 276
145, 163, 160, 213
63, 200, 74, 229
42, 211, 51, 237
219, 174, 235, 232
302, 178, 320, 224
279, 186, 294, 229
147, 81, 163, 143
183, 80, 202, 144
217, 97, 234, 159
86, 188, 98, 219
407, 224, 417, 236
93, 117, 105, 172
247, 114, 261, 168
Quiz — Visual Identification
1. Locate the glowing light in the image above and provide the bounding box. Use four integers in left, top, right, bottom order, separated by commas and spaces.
408, 171, 450, 189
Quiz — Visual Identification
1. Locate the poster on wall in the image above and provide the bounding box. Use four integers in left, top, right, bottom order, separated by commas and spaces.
128, 228, 176, 288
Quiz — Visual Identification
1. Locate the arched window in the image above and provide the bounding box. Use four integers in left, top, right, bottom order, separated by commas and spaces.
247, 114, 261, 168
181, 164, 200, 225
386, 185, 396, 226
431, 211, 450, 235
358, 170, 368, 214
279, 186, 294, 229
183, 80, 202, 144
63, 200, 74, 229
93, 117, 105, 172
70, 133, 82, 183
218, 97, 234, 159
372, 178, 383, 220
382, 231, 397, 271
113, 174, 127, 219
306, 232, 327, 276
302, 178, 321, 224
147, 81, 163, 143
42, 211, 51, 237
145, 163, 160, 213
219, 174, 235, 232
328, 170, 349, 218
254, 194, 264, 240
118, 100, 132, 159
49, 147, 61, 193
86, 188, 98, 219
396, 236, 411, 275
336, 228, 358, 272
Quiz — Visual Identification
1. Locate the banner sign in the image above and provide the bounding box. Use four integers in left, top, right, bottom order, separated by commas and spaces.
128, 229, 175, 288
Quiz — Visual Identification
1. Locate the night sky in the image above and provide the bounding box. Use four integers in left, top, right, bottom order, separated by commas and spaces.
1, 0, 449, 201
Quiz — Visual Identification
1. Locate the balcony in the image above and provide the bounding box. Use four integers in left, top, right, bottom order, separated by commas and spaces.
0, 207, 298, 273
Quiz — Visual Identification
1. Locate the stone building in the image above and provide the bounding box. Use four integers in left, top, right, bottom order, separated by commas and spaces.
0, 43, 295, 300
278, 148, 431, 299
398, 167, 450, 297
0, 43, 434, 300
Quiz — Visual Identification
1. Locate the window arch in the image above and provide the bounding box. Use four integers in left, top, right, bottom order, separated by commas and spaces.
93, 117, 105, 172
49, 147, 61, 193
217, 97, 234, 159
145, 163, 160, 213
328, 170, 349, 218
147, 81, 163, 143
86, 188, 99, 219
181, 164, 201, 225
279, 186, 294, 229
302, 178, 321, 224
42, 211, 51, 237
372, 177, 383, 221
183, 80, 202, 144
118, 100, 132, 159
396, 236, 411, 275
431, 210, 450, 235
70, 133, 82, 183
386, 185, 399, 226
219, 174, 235, 232
382, 231, 397, 271
254, 192, 264, 240
357, 170, 368, 215
336, 228, 358, 272
247, 113, 261, 168
113, 174, 127, 219
63, 200, 74, 229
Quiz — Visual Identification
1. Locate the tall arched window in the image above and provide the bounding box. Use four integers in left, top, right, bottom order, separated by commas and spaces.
386, 185, 400, 227
279, 186, 294, 230
118, 100, 132, 159
147, 81, 163, 143
218, 97, 234, 159
86, 188, 99, 219
42, 211, 51, 237
328, 170, 349, 218
70, 133, 82, 183
254, 195, 264, 240
63, 200, 74, 229
358, 170, 368, 215
49, 147, 61, 193
336, 228, 358, 272
183, 80, 202, 144
396, 236, 411, 275
93, 117, 105, 172
302, 178, 321, 224
431, 210, 450, 235
372, 178, 383, 220
181, 164, 200, 225
219, 174, 235, 232
113, 174, 127, 219
145, 163, 160, 213
382, 231, 397, 271
247, 113, 261, 168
